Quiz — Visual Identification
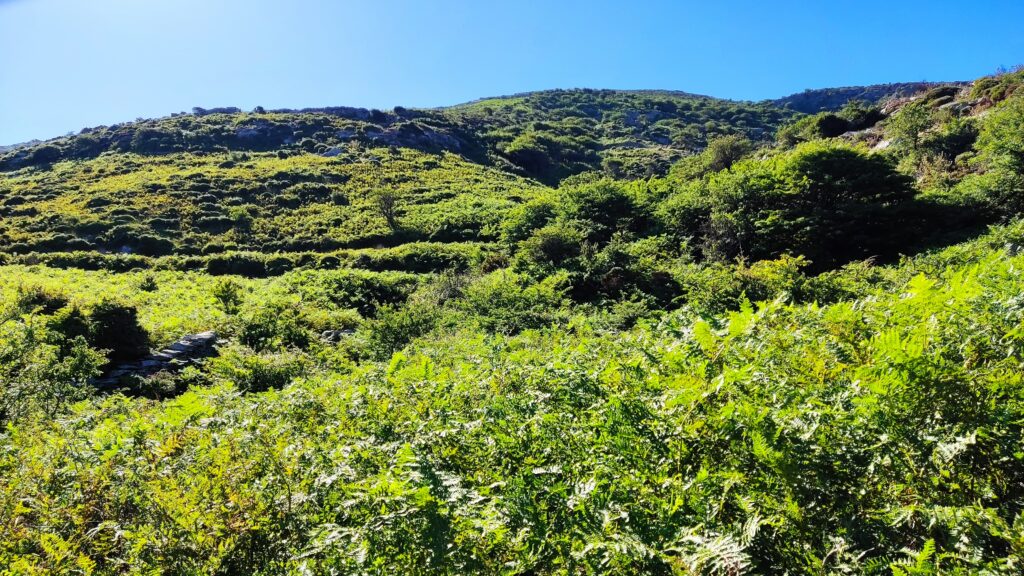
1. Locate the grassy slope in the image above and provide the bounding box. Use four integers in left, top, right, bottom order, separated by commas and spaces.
0, 148, 545, 255
2, 223, 1023, 573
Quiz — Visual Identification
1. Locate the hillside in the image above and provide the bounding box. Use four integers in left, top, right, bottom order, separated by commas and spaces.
2, 68, 1024, 574
767, 81, 969, 113
0, 83, 947, 270
0, 90, 798, 180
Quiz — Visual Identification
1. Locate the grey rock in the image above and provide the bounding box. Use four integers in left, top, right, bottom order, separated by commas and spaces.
90, 331, 220, 392
320, 329, 356, 343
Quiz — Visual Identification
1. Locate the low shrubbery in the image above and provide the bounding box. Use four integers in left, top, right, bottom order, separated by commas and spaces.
3, 229, 1024, 572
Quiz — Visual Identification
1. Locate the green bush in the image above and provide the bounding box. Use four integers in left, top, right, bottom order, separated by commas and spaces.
655, 179, 712, 247
26, 144, 62, 165
87, 300, 151, 363
514, 222, 585, 274
777, 113, 851, 145
45, 305, 91, 353
279, 269, 421, 316
212, 278, 244, 313
970, 68, 1024, 102
457, 271, 568, 334
501, 196, 558, 244
206, 252, 269, 277
976, 94, 1024, 174
364, 303, 439, 360
692, 141, 916, 268
210, 346, 305, 392
238, 297, 311, 352
15, 284, 69, 314
557, 180, 640, 242
0, 317, 102, 425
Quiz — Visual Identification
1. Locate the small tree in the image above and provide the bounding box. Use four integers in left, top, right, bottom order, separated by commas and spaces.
705, 135, 754, 172
213, 278, 243, 314
888, 101, 932, 152
375, 190, 400, 231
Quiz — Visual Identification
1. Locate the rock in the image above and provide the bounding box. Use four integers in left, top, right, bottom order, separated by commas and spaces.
938, 101, 972, 115
91, 331, 220, 393
320, 329, 356, 343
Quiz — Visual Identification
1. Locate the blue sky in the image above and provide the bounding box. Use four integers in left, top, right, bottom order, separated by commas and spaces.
1, 0, 1022, 144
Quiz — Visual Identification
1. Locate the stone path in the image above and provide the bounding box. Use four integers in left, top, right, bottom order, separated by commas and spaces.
93, 331, 219, 390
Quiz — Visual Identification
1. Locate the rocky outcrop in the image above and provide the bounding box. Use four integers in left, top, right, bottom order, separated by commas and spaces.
770, 82, 970, 114
93, 331, 219, 390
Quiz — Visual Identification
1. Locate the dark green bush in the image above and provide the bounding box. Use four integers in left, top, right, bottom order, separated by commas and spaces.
87, 301, 151, 363
457, 272, 567, 334
206, 253, 269, 277
689, 141, 916, 268
501, 197, 558, 244
558, 180, 640, 242
26, 144, 62, 165
364, 304, 439, 360
777, 113, 851, 146
515, 223, 585, 274
15, 284, 69, 314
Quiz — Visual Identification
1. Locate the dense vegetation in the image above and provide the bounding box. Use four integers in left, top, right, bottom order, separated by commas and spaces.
2, 70, 1024, 574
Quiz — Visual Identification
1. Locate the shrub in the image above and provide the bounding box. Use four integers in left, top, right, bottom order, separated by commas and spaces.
278, 269, 421, 316
656, 180, 712, 246
501, 197, 557, 244
504, 132, 553, 176
133, 234, 175, 256
46, 305, 91, 353
777, 113, 850, 146
130, 127, 180, 154
364, 304, 438, 360
212, 278, 243, 313
976, 94, 1024, 174
886, 100, 933, 153
699, 142, 916, 268
702, 134, 754, 172
330, 190, 349, 205
207, 253, 268, 277
87, 301, 150, 363
210, 346, 305, 393
837, 99, 884, 130
238, 298, 310, 352
374, 190, 401, 231
136, 274, 159, 292
27, 144, 62, 165
457, 271, 568, 334
515, 223, 585, 274
0, 321, 102, 425
558, 180, 639, 242
15, 284, 69, 314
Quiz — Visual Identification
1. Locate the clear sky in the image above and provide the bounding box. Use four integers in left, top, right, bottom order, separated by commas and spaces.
1, 0, 1022, 145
